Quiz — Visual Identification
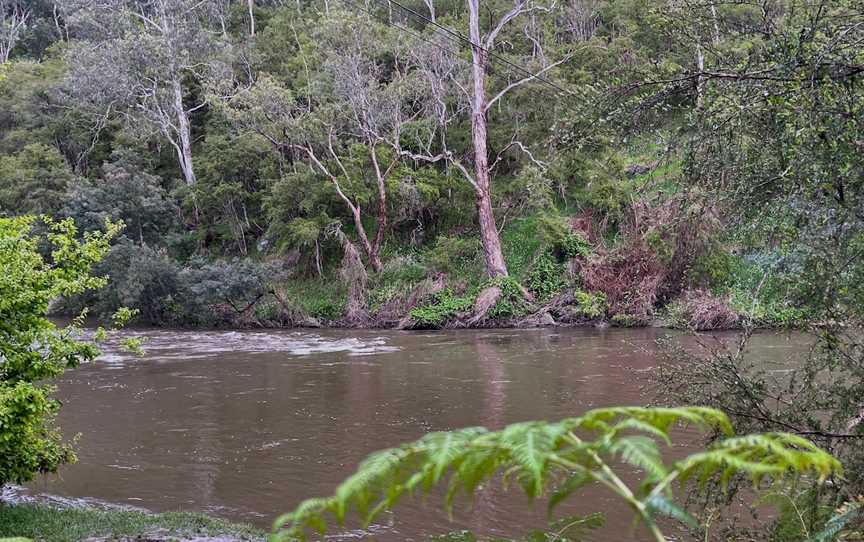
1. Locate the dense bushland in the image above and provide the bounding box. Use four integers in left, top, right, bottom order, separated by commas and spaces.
0, 0, 831, 330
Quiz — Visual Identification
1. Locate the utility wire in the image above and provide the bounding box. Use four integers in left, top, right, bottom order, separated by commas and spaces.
371, 0, 573, 96
335, 0, 505, 79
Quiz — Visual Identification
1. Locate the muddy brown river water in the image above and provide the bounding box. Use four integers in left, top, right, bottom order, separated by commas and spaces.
25, 328, 809, 541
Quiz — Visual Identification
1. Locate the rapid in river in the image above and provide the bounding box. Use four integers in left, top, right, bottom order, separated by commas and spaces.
25, 328, 809, 540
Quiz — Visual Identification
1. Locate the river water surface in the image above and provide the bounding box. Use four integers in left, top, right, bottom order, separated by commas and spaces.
26, 328, 808, 540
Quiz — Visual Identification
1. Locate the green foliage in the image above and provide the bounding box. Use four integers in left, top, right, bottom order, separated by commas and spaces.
526, 252, 567, 301
0, 143, 76, 216
611, 314, 638, 327
689, 249, 739, 291
501, 219, 542, 280
62, 154, 178, 246
0, 503, 263, 542
0, 216, 119, 486
63, 240, 279, 327
410, 289, 474, 328
281, 279, 346, 322
535, 214, 591, 260
573, 290, 607, 319
427, 236, 482, 278
367, 255, 428, 314
486, 276, 531, 320
273, 406, 840, 542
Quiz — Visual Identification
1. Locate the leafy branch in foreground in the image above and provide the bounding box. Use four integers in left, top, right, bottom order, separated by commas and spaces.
0, 215, 133, 487
272, 407, 841, 542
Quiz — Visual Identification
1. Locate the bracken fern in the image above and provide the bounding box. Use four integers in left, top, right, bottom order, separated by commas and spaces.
272, 406, 841, 542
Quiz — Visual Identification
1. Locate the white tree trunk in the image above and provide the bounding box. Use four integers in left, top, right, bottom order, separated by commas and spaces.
468, 0, 508, 278
247, 0, 256, 36
172, 78, 197, 186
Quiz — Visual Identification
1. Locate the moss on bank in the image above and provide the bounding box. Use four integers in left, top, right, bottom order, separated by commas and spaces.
0, 504, 264, 542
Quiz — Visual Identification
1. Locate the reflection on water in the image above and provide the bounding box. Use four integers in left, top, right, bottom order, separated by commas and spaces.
27, 328, 808, 540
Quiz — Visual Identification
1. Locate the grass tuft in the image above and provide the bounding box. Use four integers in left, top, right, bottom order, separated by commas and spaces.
0, 503, 264, 542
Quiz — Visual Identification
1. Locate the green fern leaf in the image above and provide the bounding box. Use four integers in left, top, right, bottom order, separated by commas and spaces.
548, 470, 594, 515
808, 500, 864, 542
500, 422, 567, 498
644, 494, 698, 528
609, 435, 667, 483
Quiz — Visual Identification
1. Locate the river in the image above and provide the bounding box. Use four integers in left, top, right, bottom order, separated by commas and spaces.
25, 328, 808, 541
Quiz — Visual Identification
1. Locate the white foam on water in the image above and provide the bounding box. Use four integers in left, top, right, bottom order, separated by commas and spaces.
94, 331, 402, 365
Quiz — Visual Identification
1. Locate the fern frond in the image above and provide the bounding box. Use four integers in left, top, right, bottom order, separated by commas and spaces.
676, 433, 842, 489
548, 471, 594, 515
272, 407, 839, 542
499, 421, 568, 498
566, 406, 733, 439
609, 435, 667, 483
807, 499, 864, 542
645, 494, 698, 528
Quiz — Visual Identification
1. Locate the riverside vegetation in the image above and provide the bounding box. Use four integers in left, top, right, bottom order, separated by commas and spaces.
0, 0, 850, 331
2, 0, 864, 541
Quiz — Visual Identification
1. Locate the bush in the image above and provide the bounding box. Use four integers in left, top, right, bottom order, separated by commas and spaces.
535, 213, 591, 259
426, 236, 482, 278
500, 218, 542, 279
486, 276, 530, 320
410, 288, 474, 328
0, 216, 118, 486
62, 154, 178, 246
526, 252, 567, 301
664, 289, 740, 330
65, 240, 279, 326
573, 290, 607, 318
280, 279, 346, 322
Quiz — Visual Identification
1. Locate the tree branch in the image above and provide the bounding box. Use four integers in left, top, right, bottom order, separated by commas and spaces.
485, 52, 574, 112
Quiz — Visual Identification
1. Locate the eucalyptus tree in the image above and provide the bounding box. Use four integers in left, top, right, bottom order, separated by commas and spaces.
374, 0, 576, 278
0, 0, 30, 62
58, 0, 232, 187
220, 10, 428, 272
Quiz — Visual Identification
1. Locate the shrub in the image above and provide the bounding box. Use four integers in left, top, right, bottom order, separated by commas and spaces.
536, 213, 592, 259
426, 236, 482, 278
665, 289, 740, 331
281, 279, 347, 322
0, 216, 118, 486
64, 241, 280, 326
410, 289, 474, 328
486, 276, 531, 320
501, 218, 542, 279
573, 290, 607, 318
61, 153, 179, 246
526, 252, 567, 301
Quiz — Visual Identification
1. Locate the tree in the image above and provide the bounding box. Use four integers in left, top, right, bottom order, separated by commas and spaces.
58, 0, 231, 187
380, 0, 575, 278
0, 143, 77, 216
0, 0, 30, 63
273, 406, 840, 542
62, 152, 179, 246
220, 13, 423, 272
0, 216, 120, 486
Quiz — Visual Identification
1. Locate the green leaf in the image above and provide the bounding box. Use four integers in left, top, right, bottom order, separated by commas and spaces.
609, 435, 667, 483
548, 471, 594, 515
644, 494, 698, 529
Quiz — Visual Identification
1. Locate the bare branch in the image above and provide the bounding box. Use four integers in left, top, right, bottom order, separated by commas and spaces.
485, 52, 574, 112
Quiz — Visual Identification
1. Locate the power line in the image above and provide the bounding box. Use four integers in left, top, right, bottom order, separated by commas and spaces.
335, 0, 506, 80
335, 0, 465, 66
373, 0, 573, 96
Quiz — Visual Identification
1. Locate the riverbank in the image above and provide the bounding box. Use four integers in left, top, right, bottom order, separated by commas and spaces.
0, 503, 264, 542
